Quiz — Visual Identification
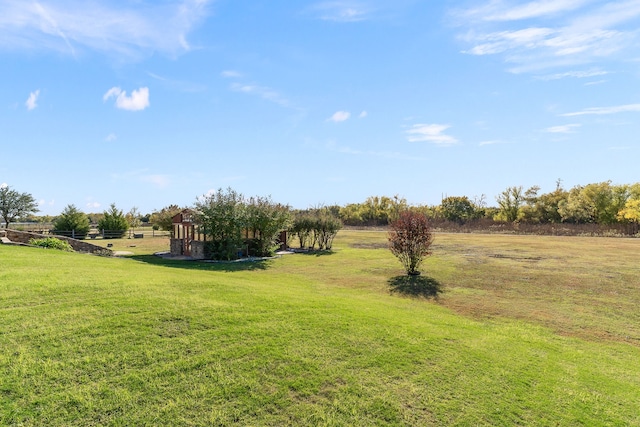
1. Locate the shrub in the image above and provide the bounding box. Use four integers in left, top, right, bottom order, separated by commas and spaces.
52, 204, 90, 239
98, 203, 129, 239
388, 211, 434, 276
29, 237, 74, 252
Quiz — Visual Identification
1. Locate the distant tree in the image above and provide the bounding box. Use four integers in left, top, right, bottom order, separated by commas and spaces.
616, 199, 640, 223
126, 207, 141, 237
52, 204, 90, 239
0, 184, 39, 228
521, 182, 568, 223
439, 196, 478, 224
559, 181, 629, 224
494, 186, 524, 223
98, 203, 129, 238
388, 211, 434, 276
150, 204, 183, 234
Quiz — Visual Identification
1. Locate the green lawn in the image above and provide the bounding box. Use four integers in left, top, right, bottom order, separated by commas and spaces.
1, 231, 639, 426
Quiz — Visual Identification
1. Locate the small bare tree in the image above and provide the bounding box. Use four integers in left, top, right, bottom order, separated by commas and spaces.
388, 211, 434, 276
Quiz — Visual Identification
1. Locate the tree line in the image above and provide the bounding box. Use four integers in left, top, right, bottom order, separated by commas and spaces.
3, 180, 640, 238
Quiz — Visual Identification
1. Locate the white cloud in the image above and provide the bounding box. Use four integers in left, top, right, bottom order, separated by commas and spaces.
0, 183, 7, 189
310, 2, 371, 22
536, 69, 610, 81
221, 70, 242, 78
105, 133, 117, 142
359, 110, 368, 118
329, 111, 351, 122
544, 123, 581, 133
479, 140, 507, 146
25, 89, 40, 110
103, 87, 150, 111
0, 0, 212, 59
471, 0, 590, 22
561, 103, 640, 116
86, 202, 101, 209
406, 124, 458, 145
230, 82, 291, 107
454, 0, 640, 73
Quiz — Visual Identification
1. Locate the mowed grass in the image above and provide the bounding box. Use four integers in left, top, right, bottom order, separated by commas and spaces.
1, 231, 639, 426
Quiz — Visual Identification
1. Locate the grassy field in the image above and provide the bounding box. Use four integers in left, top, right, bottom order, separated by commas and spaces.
1, 231, 639, 426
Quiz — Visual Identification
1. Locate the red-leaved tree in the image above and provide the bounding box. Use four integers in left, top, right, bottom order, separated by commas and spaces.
388, 211, 434, 276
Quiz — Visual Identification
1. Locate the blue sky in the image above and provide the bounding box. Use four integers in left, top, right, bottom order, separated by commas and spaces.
2, 0, 640, 216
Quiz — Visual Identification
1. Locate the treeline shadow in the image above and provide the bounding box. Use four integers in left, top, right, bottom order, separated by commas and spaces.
388, 275, 443, 299
128, 255, 272, 272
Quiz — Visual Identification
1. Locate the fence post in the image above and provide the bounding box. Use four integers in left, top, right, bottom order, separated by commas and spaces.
72, 229, 75, 239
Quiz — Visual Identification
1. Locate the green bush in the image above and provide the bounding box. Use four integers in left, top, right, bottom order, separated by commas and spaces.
52, 204, 90, 239
29, 237, 74, 252
98, 203, 129, 239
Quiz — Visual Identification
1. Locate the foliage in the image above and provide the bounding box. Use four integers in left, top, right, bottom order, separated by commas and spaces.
98, 203, 129, 239
388, 211, 434, 275
617, 199, 640, 223
520, 182, 568, 223
195, 188, 247, 260
494, 186, 524, 223
291, 208, 342, 250
52, 204, 90, 239
126, 207, 141, 233
558, 181, 630, 225
29, 237, 73, 252
150, 204, 183, 234
439, 196, 479, 224
339, 195, 407, 226
245, 196, 291, 257
0, 184, 39, 228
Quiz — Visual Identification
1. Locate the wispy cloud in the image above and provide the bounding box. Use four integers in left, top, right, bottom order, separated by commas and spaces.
544, 123, 581, 133
405, 124, 458, 145
0, 0, 212, 59
230, 82, 291, 107
454, 0, 640, 73
536, 69, 610, 81
561, 103, 640, 116
324, 140, 425, 161
221, 70, 242, 78
105, 133, 117, 142
309, 1, 371, 22
359, 110, 368, 118
103, 87, 150, 111
329, 111, 351, 122
479, 139, 508, 146
25, 89, 40, 110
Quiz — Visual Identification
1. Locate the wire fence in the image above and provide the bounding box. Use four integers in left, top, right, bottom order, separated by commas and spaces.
3, 223, 171, 240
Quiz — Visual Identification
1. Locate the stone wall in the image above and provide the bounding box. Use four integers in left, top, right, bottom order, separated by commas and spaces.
3, 229, 113, 255
191, 241, 206, 260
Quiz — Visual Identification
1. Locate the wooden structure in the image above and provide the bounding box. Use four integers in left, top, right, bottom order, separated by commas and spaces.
170, 210, 206, 259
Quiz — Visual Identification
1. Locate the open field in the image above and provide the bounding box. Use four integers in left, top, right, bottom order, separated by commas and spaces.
1, 231, 640, 425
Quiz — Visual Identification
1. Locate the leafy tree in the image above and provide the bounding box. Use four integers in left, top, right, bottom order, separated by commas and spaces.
559, 182, 629, 224
126, 207, 141, 236
52, 204, 90, 239
312, 209, 343, 250
439, 196, 478, 224
494, 186, 524, 223
521, 182, 568, 223
98, 203, 129, 238
388, 211, 434, 276
0, 184, 39, 228
245, 196, 291, 256
150, 204, 183, 234
617, 199, 640, 223
195, 188, 246, 260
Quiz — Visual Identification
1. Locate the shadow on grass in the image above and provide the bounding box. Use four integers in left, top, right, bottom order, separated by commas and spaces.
128, 255, 271, 272
297, 250, 336, 257
388, 275, 443, 299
